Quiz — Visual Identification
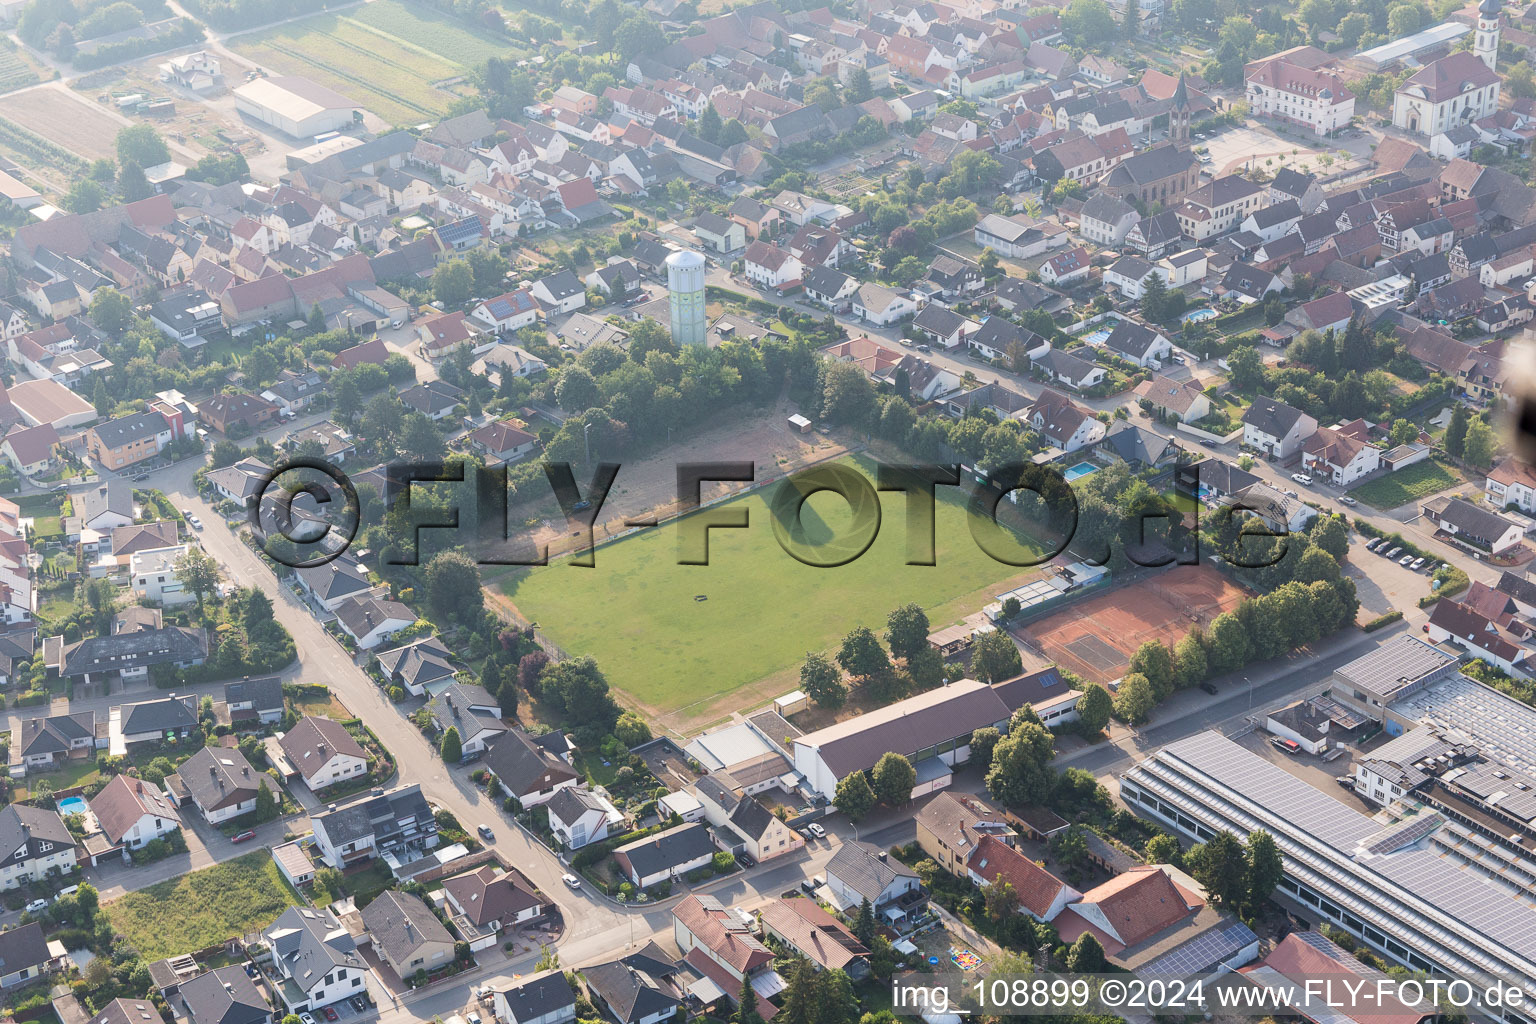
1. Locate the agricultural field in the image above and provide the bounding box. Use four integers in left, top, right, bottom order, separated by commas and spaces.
1349, 459, 1462, 510
230, 0, 513, 124
503, 456, 1049, 733
0, 87, 121, 163
0, 40, 45, 95
106, 851, 296, 959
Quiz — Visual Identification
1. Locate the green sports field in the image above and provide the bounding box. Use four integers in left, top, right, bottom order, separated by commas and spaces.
502, 458, 1051, 730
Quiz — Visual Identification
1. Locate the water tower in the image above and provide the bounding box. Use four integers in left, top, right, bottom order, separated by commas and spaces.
666, 249, 708, 347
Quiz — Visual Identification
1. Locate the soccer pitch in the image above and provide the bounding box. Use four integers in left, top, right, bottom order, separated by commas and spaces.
502, 458, 1049, 730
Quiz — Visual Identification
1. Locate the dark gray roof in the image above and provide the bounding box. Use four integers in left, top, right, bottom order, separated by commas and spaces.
223, 676, 283, 712
1106, 144, 1196, 186
265, 906, 364, 988
1437, 496, 1516, 542
375, 636, 455, 689
912, 303, 967, 336
613, 822, 714, 877
361, 889, 453, 963
1497, 570, 1536, 607
80, 478, 134, 524
310, 784, 434, 847
1034, 346, 1096, 379
18, 711, 94, 758
61, 625, 206, 679
803, 264, 852, 296
1243, 395, 1309, 437
179, 966, 269, 1024
497, 970, 576, 1024
545, 786, 605, 827
825, 840, 917, 902
93, 411, 167, 449
582, 960, 680, 1024
121, 695, 198, 735
0, 804, 73, 872
174, 745, 273, 812
427, 682, 504, 737
1100, 421, 1173, 465
483, 729, 579, 797
0, 921, 49, 978
1104, 320, 1164, 358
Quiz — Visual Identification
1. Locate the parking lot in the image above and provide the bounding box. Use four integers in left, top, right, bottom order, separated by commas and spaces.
1233, 729, 1375, 813
1343, 534, 1437, 622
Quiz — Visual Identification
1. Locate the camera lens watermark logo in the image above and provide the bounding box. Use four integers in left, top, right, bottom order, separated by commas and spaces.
249, 457, 362, 569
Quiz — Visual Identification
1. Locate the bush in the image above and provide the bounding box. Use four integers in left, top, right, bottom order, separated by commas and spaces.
711, 851, 736, 874
1363, 610, 1404, 632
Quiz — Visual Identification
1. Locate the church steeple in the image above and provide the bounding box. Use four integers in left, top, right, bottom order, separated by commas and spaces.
1169, 72, 1191, 146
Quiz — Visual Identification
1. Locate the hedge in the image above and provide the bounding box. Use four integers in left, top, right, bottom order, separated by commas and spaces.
1363, 610, 1404, 632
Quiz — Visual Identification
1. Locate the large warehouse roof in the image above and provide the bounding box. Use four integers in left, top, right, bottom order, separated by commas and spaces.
235, 76, 356, 121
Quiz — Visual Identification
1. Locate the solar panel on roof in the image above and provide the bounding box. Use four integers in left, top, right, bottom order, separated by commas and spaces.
1361, 813, 1444, 855
1141, 922, 1259, 976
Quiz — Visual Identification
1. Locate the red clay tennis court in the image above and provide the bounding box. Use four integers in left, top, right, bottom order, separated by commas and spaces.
1018, 564, 1250, 684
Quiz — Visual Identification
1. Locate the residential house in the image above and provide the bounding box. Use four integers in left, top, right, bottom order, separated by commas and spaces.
308, 783, 438, 869
693, 775, 804, 863
483, 728, 579, 807
89, 774, 179, 852
1034, 348, 1106, 391
1040, 247, 1090, 287
531, 271, 587, 314
471, 291, 540, 334
1027, 389, 1106, 452
0, 923, 51, 989
334, 595, 417, 651
427, 682, 505, 758
743, 242, 803, 291
1079, 194, 1139, 246
1, 423, 59, 476
615, 823, 716, 888
759, 898, 870, 978
1242, 397, 1318, 459
915, 791, 1015, 876
442, 864, 549, 951
11, 712, 94, 774
852, 284, 917, 326
671, 893, 774, 984
1302, 423, 1381, 485
278, 716, 368, 792
1487, 456, 1536, 513
1422, 496, 1525, 556
824, 840, 923, 920
966, 835, 1080, 922
0, 804, 77, 890
375, 635, 457, 697
178, 966, 271, 1024
224, 676, 283, 727
1103, 321, 1172, 368
362, 889, 456, 980
545, 787, 621, 850
1177, 176, 1267, 242
167, 745, 276, 824
262, 906, 369, 1012
468, 421, 539, 465
492, 971, 577, 1024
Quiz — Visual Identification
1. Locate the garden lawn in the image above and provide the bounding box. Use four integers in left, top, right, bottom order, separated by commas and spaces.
106, 851, 295, 958
503, 456, 1048, 728
1350, 459, 1460, 510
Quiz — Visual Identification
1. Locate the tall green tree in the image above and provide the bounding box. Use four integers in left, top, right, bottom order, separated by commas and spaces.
1077, 683, 1113, 735
1113, 672, 1154, 724
970, 629, 1022, 683
1129, 640, 1175, 700
800, 651, 846, 709
853, 897, 875, 945
986, 720, 1055, 806
838, 626, 891, 681
885, 603, 930, 661
440, 726, 463, 762
871, 751, 916, 806
174, 548, 224, 613
1247, 829, 1284, 906
1189, 830, 1248, 906
1464, 418, 1496, 469
1445, 403, 1470, 458
834, 770, 876, 821
116, 123, 170, 168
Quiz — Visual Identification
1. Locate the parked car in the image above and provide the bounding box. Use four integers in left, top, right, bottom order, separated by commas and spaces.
232, 829, 256, 843
349, 997, 369, 1013
1400, 554, 1415, 566
1291, 472, 1313, 485
322, 1008, 339, 1021
563, 873, 581, 889
477, 824, 495, 841
187, 514, 203, 530
1365, 538, 1383, 552
805, 822, 826, 839
24, 898, 47, 914
1340, 495, 1358, 506
1411, 556, 1426, 570
132, 472, 150, 482
390, 319, 403, 329
300, 1014, 316, 1024
1337, 776, 1355, 788
1385, 546, 1402, 559
738, 852, 755, 868
1199, 681, 1219, 696
55, 885, 78, 901
1271, 737, 1302, 755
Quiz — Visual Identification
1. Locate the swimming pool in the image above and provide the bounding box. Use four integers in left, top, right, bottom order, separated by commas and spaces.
1062, 462, 1098, 481
1182, 308, 1218, 323
1082, 328, 1112, 344
57, 796, 88, 816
